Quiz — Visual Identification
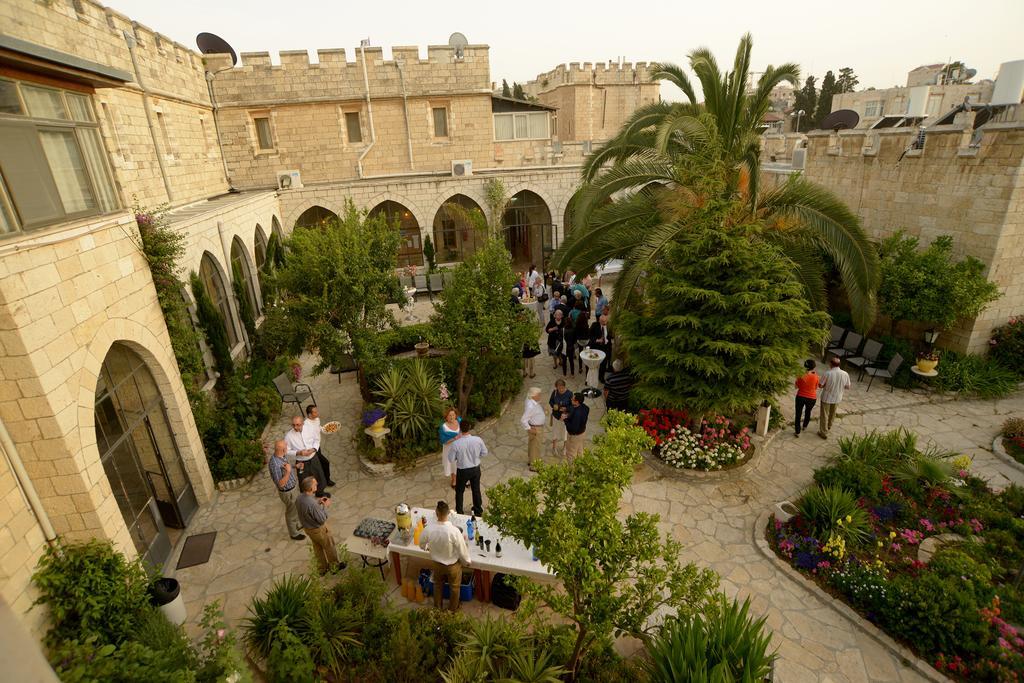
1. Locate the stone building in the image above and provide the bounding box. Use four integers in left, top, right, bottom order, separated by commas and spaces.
0, 0, 657, 649
762, 107, 1024, 352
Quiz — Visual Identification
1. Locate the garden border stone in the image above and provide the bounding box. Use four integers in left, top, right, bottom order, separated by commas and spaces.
356, 393, 515, 477
215, 475, 256, 492
990, 435, 1024, 477
642, 428, 780, 480
752, 510, 950, 683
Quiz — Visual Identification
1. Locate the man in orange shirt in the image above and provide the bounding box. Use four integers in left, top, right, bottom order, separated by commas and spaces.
794, 359, 819, 438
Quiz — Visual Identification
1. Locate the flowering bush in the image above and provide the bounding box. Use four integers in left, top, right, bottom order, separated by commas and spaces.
768, 428, 1024, 682
657, 426, 746, 470
637, 408, 690, 445
361, 408, 386, 426
439, 382, 450, 402
988, 316, 1024, 375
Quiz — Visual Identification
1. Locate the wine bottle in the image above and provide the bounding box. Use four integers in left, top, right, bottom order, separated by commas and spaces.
495, 540, 503, 558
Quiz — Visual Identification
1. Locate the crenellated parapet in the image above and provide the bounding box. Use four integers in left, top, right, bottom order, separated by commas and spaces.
523, 61, 654, 95
205, 45, 492, 107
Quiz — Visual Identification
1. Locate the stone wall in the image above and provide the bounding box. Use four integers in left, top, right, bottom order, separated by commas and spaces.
2, 0, 229, 208
0, 448, 48, 638
795, 116, 1024, 351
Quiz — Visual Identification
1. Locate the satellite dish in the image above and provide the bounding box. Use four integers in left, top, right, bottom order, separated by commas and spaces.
964, 68, 978, 80
196, 32, 238, 66
448, 32, 469, 59
819, 109, 860, 131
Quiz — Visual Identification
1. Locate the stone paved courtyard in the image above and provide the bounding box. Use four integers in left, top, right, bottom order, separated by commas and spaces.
166, 318, 1024, 682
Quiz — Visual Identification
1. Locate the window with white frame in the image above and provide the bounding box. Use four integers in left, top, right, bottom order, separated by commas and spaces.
0, 77, 119, 235
493, 112, 549, 141
864, 100, 884, 117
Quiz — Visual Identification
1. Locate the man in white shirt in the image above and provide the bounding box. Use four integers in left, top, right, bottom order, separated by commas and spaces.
818, 356, 852, 439
419, 500, 471, 611
447, 420, 487, 516
521, 386, 547, 472
285, 416, 329, 498
303, 405, 335, 487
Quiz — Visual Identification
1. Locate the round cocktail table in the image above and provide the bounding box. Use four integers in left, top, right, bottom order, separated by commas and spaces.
579, 348, 606, 398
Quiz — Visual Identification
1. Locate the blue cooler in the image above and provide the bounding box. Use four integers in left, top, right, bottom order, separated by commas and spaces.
419, 568, 474, 603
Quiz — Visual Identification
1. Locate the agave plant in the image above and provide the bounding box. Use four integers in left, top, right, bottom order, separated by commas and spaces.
795, 485, 871, 546
306, 598, 360, 675
373, 359, 446, 442
555, 34, 878, 330
645, 596, 776, 683
496, 650, 567, 683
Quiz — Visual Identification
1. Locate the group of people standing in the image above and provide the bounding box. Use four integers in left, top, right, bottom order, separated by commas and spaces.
267, 405, 346, 575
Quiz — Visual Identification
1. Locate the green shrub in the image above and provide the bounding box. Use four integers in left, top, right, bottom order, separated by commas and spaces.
813, 460, 883, 499
988, 317, 1024, 376
32, 540, 151, 647
795, 485, 872, 545
928, 548, 995, 605
879, 573, 988, 658
378, 322, 434, 354
1002, 417, 1024, 439
243, 574, 316, 659
251, 305, 302, 362
934, 352, 1018, 398
645, 597, 776, 683
837, 428, 917, 471
267, 623, 315, 683
190, 271, 234, 377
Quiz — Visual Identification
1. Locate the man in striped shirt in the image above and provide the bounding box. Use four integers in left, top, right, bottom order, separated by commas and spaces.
267, 439, 305, 541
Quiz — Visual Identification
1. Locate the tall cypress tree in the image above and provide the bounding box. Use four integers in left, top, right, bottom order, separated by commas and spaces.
813, 70, 836, 127
793, 76, 817, 131
501, 79, 511, 97
618, 227, 829, 416
836, 67, 859, 93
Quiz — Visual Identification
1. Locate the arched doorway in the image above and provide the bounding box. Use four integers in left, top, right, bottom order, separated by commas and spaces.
294, 205, 338, 230
433, 195, 485, 263
368, 200, 423, 267
199, 252, 240, 350
231, 236, 261, 325
502, 190, 552, 270
254, 224, 268, 271
94, 343, 198, 566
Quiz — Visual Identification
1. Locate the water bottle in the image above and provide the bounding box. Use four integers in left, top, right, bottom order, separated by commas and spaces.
531, 545, 538, 561
467, 516, 475, 540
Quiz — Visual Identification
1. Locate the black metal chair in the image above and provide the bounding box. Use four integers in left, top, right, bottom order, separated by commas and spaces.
273, 373, 316, 413
847, 339, 883, 380
864, 353, 904, 392
831, 331, 863, 362
825, 325, 847, 355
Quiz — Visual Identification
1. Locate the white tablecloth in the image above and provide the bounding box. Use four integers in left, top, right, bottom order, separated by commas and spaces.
388, 505, 554, 583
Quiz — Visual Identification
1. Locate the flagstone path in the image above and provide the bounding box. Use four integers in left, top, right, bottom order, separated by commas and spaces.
169, 331, 1024, 681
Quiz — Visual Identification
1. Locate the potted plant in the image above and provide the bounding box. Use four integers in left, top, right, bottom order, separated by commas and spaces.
414, 336, 429, 357
362, 408, 387, 433
916, 349, 940, 373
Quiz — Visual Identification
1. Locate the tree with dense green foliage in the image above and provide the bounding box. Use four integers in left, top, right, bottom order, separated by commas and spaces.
274, 200, 403, 388
423, 234, 437, 272
501, 79, 511, 98
836, 67, 859, 93
486, 411, 719, 681
259, 230, 286, 306
813, 70, 837, 127
555, 34, 879, 331
618, 225, 830, 415
190, 271, 234, 377
793, 75, 817, 131
512, 82, 525, 100
878, 231, 1001, 333
430, 237, 533, 414
231, 261, 257, 339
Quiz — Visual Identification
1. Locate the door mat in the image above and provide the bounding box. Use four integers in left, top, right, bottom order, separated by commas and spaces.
176, 531, 217, 569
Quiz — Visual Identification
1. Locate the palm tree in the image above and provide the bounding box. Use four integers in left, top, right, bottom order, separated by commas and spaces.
555, 34, 878, 330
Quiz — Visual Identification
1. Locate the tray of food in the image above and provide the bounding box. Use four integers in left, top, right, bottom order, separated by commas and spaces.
353, 517, 395, 547
321, 421, 340, 434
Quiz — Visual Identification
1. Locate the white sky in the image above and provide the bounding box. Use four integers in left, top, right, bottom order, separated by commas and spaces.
108, 0, 1024, 101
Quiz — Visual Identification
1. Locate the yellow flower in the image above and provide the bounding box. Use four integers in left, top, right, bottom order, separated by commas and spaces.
845, 515, 853, 523
836, 518, 844, 526
889, 531, 897, 539
877, 541, 883, 547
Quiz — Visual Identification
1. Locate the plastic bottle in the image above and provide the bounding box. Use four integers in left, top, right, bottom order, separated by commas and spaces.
401, 578, 410, 599
531, 545, 538, 561
466, 516, 475, 540
414, 583, 424, 603
413, 518, 423, 545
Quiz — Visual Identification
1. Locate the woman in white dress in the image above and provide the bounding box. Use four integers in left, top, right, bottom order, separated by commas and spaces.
438, 407, 461, 488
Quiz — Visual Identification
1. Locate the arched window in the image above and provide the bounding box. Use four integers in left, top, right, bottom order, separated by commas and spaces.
294, 205, 338, 230
502, 190, 552, 268
432, 194, 485, 263
254, 224, 268, 271
368, 200, 423, 267
199, 252, 239, 348
230, 237, 260, 320
94, 343, 197, 566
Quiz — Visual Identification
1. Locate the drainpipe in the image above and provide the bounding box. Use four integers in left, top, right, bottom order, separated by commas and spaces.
396, 60, 415, 171
356, 41, 377, 178
205, 68, 235, 189
123, 30, 175, 203
0, 418, 58, 547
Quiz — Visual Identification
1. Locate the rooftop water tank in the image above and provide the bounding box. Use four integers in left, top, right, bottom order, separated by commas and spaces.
991, 60, 1024, 106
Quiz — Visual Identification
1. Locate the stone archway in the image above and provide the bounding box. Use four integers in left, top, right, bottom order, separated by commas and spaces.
368, 200, 423, 267
432, 194, 486, 264
294, 205, 339, 230
199, 251, 241, 350
502, 190, 552, 271
254, 224, 268, 271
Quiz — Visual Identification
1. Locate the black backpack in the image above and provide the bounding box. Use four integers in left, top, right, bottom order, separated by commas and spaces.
490, 573, 521, 611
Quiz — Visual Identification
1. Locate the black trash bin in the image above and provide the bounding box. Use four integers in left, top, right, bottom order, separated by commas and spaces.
149, 578, 186, 625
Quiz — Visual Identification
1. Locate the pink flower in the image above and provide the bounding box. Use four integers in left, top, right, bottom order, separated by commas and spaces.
890, 542, 902, 552
900, 529, 924, 545
970, 518, 984, 533
217, 628, 226, 640
919, 518, 935, 532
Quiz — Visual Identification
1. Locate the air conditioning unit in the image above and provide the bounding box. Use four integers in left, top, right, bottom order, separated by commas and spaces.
276, 170, 302, 191
791, 148, 806, 170
451, 160, 473, 177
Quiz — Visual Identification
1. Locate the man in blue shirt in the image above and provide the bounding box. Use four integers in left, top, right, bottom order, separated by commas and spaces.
267, 439, 304, 541
562, 393, 590, 460
447, 419, 487, 516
